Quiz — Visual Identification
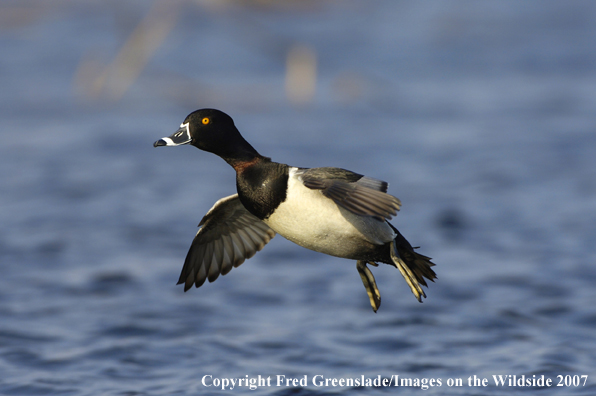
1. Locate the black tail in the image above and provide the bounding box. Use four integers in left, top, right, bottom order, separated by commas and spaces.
389, 224, 437, 302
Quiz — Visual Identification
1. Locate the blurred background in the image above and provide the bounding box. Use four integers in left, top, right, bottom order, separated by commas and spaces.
1, 1, 595, 395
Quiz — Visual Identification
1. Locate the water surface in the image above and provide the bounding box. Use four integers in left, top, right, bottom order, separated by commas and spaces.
1, 1, 595, 395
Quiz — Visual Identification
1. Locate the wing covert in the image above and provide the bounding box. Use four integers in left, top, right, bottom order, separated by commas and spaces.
301, 168, 401, 221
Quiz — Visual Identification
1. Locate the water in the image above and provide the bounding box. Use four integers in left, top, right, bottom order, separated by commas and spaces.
1, 1, 596, 395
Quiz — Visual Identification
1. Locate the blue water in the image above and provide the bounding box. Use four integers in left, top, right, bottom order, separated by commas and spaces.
1, 1, 596, 395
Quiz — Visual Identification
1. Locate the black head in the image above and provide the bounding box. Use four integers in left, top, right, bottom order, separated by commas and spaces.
154, 109, 260, 164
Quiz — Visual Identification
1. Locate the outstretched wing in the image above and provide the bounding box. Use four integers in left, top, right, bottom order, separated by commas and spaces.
178, 194, 276, 291
300, 167, 401, 221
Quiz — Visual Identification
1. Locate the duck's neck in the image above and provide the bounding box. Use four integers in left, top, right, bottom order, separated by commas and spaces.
201, 131, 263, 170
228, 154, 266, 172
220, 140, 264, 171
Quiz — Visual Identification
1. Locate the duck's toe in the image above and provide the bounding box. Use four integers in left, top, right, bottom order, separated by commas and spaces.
356, 260, 381, 312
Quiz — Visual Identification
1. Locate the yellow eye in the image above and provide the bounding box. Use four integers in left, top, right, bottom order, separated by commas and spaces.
202, 117, 210, 125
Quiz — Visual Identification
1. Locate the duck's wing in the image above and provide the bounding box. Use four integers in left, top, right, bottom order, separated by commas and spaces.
300, 167, 401, 221
177, 194, 276, 291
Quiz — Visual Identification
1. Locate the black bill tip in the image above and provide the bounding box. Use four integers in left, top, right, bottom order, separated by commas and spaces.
153, 139, 166, 147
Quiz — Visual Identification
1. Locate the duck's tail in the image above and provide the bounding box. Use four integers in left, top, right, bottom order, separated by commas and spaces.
389, 224, 437, 302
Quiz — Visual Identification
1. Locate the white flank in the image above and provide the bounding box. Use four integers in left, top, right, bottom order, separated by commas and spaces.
264, 168, 395, 259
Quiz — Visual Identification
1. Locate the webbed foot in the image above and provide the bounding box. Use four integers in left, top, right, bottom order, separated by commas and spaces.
356, 260, 381, 312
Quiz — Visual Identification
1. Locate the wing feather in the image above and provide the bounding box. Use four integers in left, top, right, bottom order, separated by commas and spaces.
220, 235, 235, 276
301, 168, 401, 221
177, 194, 276, 291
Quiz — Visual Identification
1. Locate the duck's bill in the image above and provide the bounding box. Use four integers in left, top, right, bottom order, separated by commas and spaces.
153, 123, 191, 147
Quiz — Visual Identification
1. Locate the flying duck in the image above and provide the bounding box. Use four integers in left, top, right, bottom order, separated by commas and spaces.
154, 109, 436, 312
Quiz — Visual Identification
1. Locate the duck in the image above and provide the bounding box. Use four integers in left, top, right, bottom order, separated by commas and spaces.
154, 109, 436, 312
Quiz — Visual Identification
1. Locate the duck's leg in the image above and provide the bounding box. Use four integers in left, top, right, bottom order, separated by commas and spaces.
356, 260, 381, 312
390, 240, 426, 302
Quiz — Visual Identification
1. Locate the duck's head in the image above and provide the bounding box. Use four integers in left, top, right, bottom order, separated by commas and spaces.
154, 109, 260, 165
